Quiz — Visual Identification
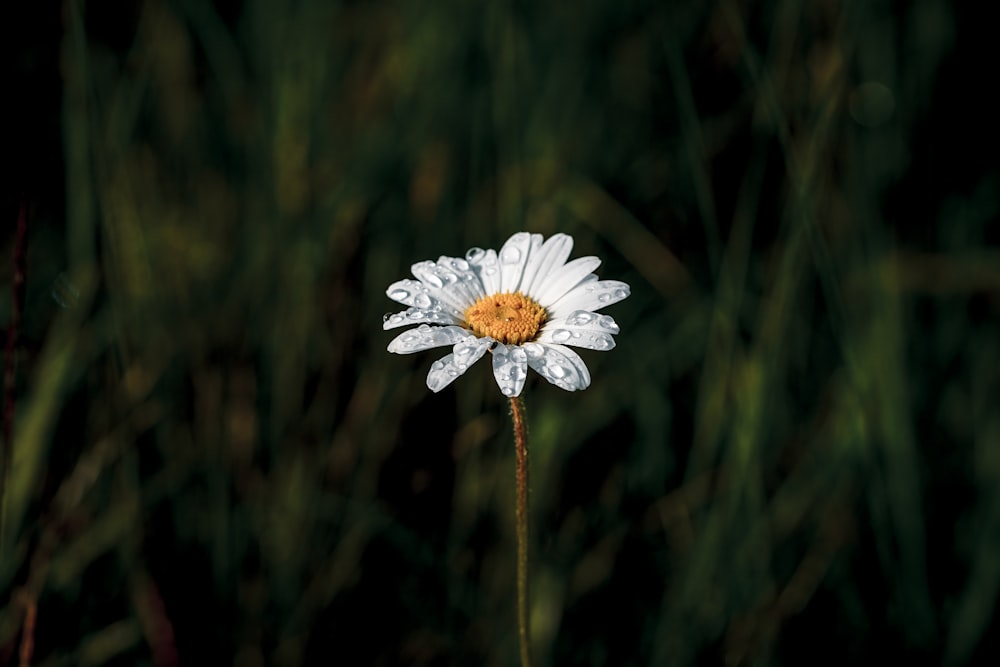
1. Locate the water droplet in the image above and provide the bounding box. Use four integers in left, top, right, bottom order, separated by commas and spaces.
597, 315, 619, 332
522, 343, 544, 359
447, 369, 458, 377
424, 274, 444, 289
450, 258, 469, 271
598, 293, 611, 303
431, 361, 445, 371
390, 289, 410, 301
485, 267, 498, 276
500, 246, 521, 264
593, 335, 612, 350
413, 293, 432, 308
613, 288, 628, 299
502, 386, 515, 396
548, 364, 568, 379
566, 310, 595, 326
551, 329, 571, 343
465, 247, 485, 262
382, 312, 392, 323
407, 309, 425, 319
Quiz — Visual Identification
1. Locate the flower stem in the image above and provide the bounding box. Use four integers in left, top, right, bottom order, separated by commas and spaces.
509, 396, 531, 667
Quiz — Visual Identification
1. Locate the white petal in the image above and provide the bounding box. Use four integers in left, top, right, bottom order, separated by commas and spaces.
383, 307, 461, 330
535, 257, 602, 306
386, 279, 464, 317
491, 343, 528, 397
436, 256, 485, 305
451, 335, 493, 371
521, 342, 591, 391
520, 234, 573, 301
498, 232, 538, 293
537, 310, 618, 351
409, 262, 475, 312
466, 247, 502, 295
387, 325, 471, 354
426, 353, 462, 392
547, 280, 631, 319
426, 336, 493, 392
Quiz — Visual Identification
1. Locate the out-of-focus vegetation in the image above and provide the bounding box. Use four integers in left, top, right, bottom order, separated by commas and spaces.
3, 0, 999, 665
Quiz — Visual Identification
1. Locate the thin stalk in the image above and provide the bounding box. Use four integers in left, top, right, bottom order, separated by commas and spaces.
509, 395, 531, 667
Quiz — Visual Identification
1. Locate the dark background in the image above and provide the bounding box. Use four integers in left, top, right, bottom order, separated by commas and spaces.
3, 0, 1000, 665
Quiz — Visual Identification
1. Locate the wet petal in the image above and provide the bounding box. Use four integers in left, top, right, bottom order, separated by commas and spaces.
520, 233, 574, 300
451, 335, 493, 371
491, 343, 529, 397
538, 309, 620, 349
537, 310, 618, 351
425, 336, 492, 392
409, 262, 476, 312
535, 257, 602, 306
426, 353, 462, 392
436, 255, 485, 305
547, 280, 630, 319
498, 232, 539, 293
383, 307, 460, 330
522, 342, 591, 391
387, 325, 471, 354
385, 279, 465, 317
466, 247, 502, 295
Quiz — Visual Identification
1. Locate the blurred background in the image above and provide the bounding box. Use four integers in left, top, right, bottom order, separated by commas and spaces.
3, 0, 999, 665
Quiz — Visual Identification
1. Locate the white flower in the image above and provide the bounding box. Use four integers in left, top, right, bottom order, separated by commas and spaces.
384, 232, 630, 396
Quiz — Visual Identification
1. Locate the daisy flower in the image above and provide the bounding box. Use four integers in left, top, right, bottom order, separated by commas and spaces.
383, 231, 629, 396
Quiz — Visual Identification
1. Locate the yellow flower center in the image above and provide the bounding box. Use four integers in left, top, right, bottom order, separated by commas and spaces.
464, 292, 547, 345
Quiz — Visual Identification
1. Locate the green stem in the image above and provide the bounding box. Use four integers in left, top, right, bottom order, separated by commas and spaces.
509, 396, 531, 667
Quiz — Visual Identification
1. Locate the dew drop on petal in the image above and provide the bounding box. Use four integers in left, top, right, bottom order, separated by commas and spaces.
551, 329, 572, 343
382, 312, 392, 323
593, 335, 612, 350
466, 247, 485, 262
598, 293, 611, 303
500, 246, 522, 264
450, 258, 470, 271
413, 293, 432, 308
613, 288, 628, 299
596, 315, 619, 332
566, 310, 595, 326
424, 274, 444, 289
522, 343, 544, 359
548, 364, 568, 379
502, 386, 515, 396
390, 289, 410, 301
431, 361, 445, 371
